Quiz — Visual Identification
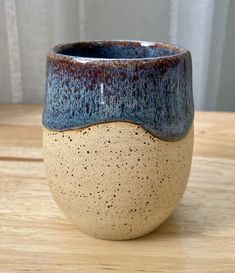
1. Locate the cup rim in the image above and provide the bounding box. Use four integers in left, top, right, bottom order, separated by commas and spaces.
48, 40, 190, 63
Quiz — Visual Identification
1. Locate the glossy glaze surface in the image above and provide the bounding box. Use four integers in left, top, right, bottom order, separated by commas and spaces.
43, 41, 193, 141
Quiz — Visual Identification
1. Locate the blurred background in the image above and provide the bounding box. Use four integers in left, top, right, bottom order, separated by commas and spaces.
0, 0, 234, 111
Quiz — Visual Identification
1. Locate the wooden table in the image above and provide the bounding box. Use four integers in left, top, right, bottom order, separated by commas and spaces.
0, 105, 235, 273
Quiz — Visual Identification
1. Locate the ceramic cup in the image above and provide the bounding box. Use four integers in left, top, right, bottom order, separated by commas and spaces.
43, 40, 194, 240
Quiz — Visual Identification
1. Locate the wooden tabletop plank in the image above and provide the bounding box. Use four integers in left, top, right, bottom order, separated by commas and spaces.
0, 105, 235, 273
194, 111, 235, 159
1, 105, 235, 160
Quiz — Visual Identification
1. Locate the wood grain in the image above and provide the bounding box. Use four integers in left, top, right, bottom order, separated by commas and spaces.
0, 105, 235, 273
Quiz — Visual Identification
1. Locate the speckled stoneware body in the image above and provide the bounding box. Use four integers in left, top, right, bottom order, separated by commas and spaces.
43, 41, 194, 240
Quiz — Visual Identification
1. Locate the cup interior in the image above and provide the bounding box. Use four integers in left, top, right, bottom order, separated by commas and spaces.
55, 41, 182, 60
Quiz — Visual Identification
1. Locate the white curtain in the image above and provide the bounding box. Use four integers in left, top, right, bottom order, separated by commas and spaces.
0, 0, 234, 111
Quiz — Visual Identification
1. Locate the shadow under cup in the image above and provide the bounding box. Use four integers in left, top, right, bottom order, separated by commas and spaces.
43, 40, 194, 240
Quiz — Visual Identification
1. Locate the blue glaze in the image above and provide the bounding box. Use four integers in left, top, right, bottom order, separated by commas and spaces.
43, 41, 194, 140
